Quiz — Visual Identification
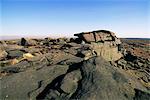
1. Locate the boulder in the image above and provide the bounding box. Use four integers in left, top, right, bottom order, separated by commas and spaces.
60, 69, 82, 94
74, 30, 120, 43
0, 49, 8, 60
71, 57, 148, 100
7, 50, 25, 59
1, 65, 69, 100
18, 38, 37, 46
134, 89, 150, 100
74, 30, 123, 61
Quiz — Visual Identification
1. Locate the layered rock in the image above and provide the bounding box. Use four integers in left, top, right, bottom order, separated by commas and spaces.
0, 30, 149, 100
70, 57, 149, 100
1, 65, 69, 100
74, 30, 122, 61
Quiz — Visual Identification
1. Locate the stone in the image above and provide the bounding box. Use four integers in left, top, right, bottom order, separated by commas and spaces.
74, 30, 119, 43
134, 89, 150, 100
90, 43, 122, 61
71, 57, 147, 100
60, 69, 82, 94
20, 38, 28, 46
0, 49, 8, 60
10, 58, 19, 65
137, 62, 143, 67
23, 53, 34, 60
117, 59, 127, 67
18, 38, 37, 46
1, 65, 69, 100
7, 50, 25, 59
76, 50, 94, 60
74, 30, 123, 61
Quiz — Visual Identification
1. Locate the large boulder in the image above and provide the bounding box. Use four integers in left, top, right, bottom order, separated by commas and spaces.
71, 57, 148, 100
74, 30, 122, 61
74, 30, 120, 44
35, 56, 149, 100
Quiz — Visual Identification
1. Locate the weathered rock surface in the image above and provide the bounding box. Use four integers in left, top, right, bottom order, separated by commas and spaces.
7, 50, 25, 59
74, 30, 122, 61
18, 38, 37, 46
0, 49, 8, 60
1, 65, 69, 100
70, 57, 148, 100
74, 30, 120, 44
60, 69, 82, 94
0, 30, 149, 100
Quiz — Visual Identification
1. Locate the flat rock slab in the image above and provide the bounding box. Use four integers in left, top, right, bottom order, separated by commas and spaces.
0, 65, 68, 100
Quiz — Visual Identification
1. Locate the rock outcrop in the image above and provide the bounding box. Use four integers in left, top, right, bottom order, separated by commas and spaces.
1, 65, 69, 100
0, 30, 149, 100
74, 30, 122, 61
35, 57, 149, 100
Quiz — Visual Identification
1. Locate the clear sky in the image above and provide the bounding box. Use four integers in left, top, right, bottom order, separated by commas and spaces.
1, 0, 150, 38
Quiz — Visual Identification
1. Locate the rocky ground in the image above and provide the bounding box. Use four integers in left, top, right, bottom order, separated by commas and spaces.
0, 32, 150, 100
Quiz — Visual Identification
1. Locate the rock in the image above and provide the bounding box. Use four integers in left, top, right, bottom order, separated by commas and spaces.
134, 89, 150, 100
10, 58, 19, 65
57, 56, 83, 65
7, 50, 25, 59
1, 60, 31, 73
57, 38, 69, 44
0, 49, 8, 60
91, 43, 122, 61
71, 57, 147, 100
117, 59, 127, 68
20, 38, 28, 46
18, 38, 37, 46
23, 53, 34, 60
0, 40, 7, 46
1, 65, 69, 100
60, 69, 82, 94
1, 66, 20, 74
74, 30, 123, 61
74, 30, 120, 43
4, 45, 24, 51
76, 50, 94, 60
51, 45, 62, 49
137, 62, 143, 67
1, 30, 149, 100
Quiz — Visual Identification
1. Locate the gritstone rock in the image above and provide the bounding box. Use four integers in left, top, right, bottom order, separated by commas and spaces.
74, 30, 122, 61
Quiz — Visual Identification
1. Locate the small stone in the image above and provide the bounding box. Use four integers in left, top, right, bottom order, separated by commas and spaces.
6, 95, 8, 98
0, 50, 8, 60
10, 58, 19, 65
137, 62, 143, 67
23, 53, 34, 59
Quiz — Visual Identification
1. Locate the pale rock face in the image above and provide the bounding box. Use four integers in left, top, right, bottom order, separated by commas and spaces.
74, 30, 122, 61
91, 43, 122, 61
0, 50, 8, 60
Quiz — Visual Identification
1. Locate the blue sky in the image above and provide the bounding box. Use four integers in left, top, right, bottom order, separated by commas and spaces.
1, 0, 150, 38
